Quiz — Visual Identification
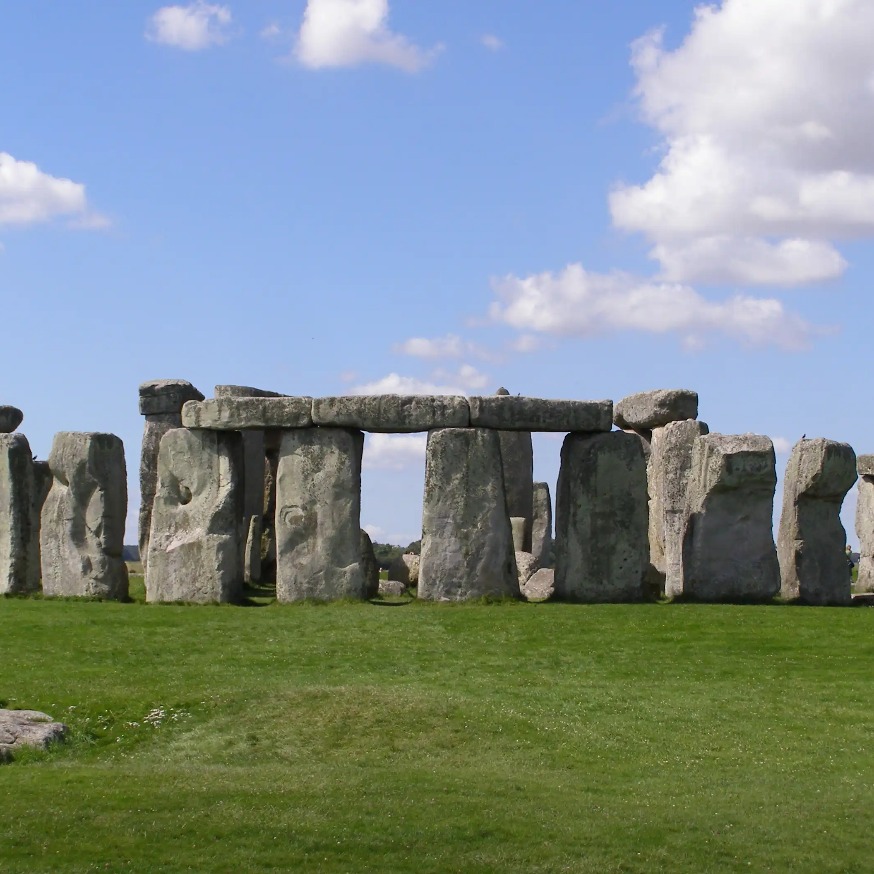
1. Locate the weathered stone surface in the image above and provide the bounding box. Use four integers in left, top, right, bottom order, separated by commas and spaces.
139, 413, 182, 570
681, 434, 779, 601
31, 460, 52, 523
243, 514, 261, 585
554, 431, 649, 602
469, 396, 613, 432
614, 389, 698, 431
139, 379, 204, 416
650, 420, 710, 598
0, 434, 40, 594
360, 529, 380, 599
510, 516, 527, 553
379, 579, 408, 597
146, 428, 243, 604
275, 428, 366, 601
531, 482, 552, 567
41, 433, 128, 600
856, 470, 874, 593
312, 395, 470, 432
515, 551, 539, 587
778, 438, 857, 605
500, 428, 534, 548
182, 397, 313, 430
0, 710, 67, 760
387, 553, 420, 587
419, 428, 519, 601
214, 385, 285, 399
857, 454, 874, 478
522, 568, 555, 602
0, 406, 23, 433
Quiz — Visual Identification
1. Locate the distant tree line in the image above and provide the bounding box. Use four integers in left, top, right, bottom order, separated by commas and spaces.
371, 540, 421, 569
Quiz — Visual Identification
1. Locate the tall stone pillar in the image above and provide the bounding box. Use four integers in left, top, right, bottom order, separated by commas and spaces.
530, 481, 552, 567
494, 388, 534, 551
0, 432, 40, 594
778, 438, 856, 605
41, 432, 128, 600
855, 455, 874, 593
146, 427, 243, 603
275, 427, 366, 602
138, 379, 204, 570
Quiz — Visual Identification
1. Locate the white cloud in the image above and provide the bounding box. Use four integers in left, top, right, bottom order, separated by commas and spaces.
489, 262, 817, 350
350, 373, 466, 395
146, 2, 232, 51
772, 436, 793, 454
363, 433, 427, 470
393, 334, 496, 361
0, 153, 105, 228
260, 22, 282, 41
481, 34, 504, 51
295, 0, 440, 71
610, 0, 874, 285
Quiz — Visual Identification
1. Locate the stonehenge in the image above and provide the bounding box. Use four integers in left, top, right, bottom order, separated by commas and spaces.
0, 433, 40, 594
855, 455, 874, 593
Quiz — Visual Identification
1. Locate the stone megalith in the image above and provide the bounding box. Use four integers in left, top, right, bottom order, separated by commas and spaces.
0, 406, 24, 433
778, 438, 857, 605
138, 379, 204, 570
387, 553, 420, 587
855, 455, 874, 593
0, 433, 40, 594
146, 427, 243, 603
275, 428, 367, 602
494, 387, 534, 551
531, 481, 552, 566
680, 434, 779, 602
418, 428, 519, 601
554, 431, 649, 602
650, 420, 710, 598
41, 432, 128, 600
614, 389, 698, 431
360, 529, 380, 599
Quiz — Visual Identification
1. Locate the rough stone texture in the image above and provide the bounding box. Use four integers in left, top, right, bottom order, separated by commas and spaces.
0, 434, 40, 594
778, 438, 857, 605
379, 580, 408, 597
680, 434, 779, 602
243, 514, 261, 585
146, 428, 243, 604
41, 433, 128, 600
554, 431, 649, 602
214, 385, 285, 399
531, 482, 552, 567
500, 430, 534, 550
387, 553, 420, 587
182, 397, 313, 430
650, 420, 710, 598
522, 568, 555, 602
31, 460, 52, 523
0, 405, 23, 433
312, 395, 470, 432
469, 396, 613, 432
510, 516, 528, 553
857, 454, 874, 478
614, 389, 698, 431
138, 413, 182, 570
0, 710, 68, 761
515, 551, 539, 588
260, 446, 279, 584
139, 379, 204, 416
275, 428, 367, 601
856, 467, 874, 594
360, 529, 380, 599
418, 428, 520, 601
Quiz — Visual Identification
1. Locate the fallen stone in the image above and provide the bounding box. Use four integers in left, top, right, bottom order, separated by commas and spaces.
0, 710, 67, 761
530, 482, 553, 567
554, 431, 649, 602
681, 434, 779, 601
182, 397, 313, 430
614, 389, 698, 431
379, 580, 408, 597
139, 379, 204, 416
0, 433, 40, 595
522, 567, 555, 602
41, 432, 128, 600
360, 529, 380, 599
778, 438, 857, 605
387, 553, 420, 587
0, 405, 23, 433
419, 428, 519, 601
312, 395, 470, 432
515, 551, 539, 587
469, 396, 613, 432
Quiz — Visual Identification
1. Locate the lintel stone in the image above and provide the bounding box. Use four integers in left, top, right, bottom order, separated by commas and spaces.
214, 385, 286, 399
312, 395, 470, 432
857, 454, 874, 477
614, 389, 698, 431
182, 397, 313, 430
469, 396, 612, 432
139, 379, 205, 416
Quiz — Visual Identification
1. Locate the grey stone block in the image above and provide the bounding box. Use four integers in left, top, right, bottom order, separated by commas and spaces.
139, 379, 204, 416
181, 397, 313, 430
0, 406, 23, 433
214, 385, 285, 399
0, 434, 40, 594
614, 389, 698, 430
139, 413, 181, 571
856, 474, 874, 593
311, 395, 470, 432
857, 454, 874, 477
531, 482, 552, 567
469, 396, 613, 432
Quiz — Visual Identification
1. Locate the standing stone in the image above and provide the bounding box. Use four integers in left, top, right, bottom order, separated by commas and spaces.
275, 428, 366, 601
650, 420, 710, 598
531, 482, 552, 567
146, 428, 243, 603
138, 379, 204, 570
680, 434, 779, 601
419, 428, 519, 601
261, 440, 280, 584
494, 389, 534, 551
855, 455, 874, 594
360, 529, 380, 599
778, 438, 857, 605
0, 434, 40, 594
243, 514, 261, 585
510, 517, 527, 553
0, 406, 24, 433
554, 431, 649, 602
41, 432, 128, 600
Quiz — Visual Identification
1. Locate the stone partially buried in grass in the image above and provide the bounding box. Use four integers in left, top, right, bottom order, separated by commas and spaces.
0, 710, 68, 762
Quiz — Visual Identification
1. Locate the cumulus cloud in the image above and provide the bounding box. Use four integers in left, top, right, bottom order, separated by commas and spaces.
0, 152, 105, 228
351, 363, 491, 396
393, 334, 495, 361
146, 2, 232, 50
610, 0, 874, 285
295, 0, 439, 71
363, 433, 427, 470
488, 262, 817, 350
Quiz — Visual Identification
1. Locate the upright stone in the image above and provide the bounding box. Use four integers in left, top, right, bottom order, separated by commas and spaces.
41, 432, 128, 600
419, 428, 519, 601
243, 514, 261, 585
680, 434, 779, 601
146, 428, 243, 603
138, 379, 204, 570
530, 481, 552, 566
493, 388, 534, 551
275, 428, 366, 601
0, 434, 40, 594
359, 529, 380, 599
778, 438, 857, 605
855, 455, 874, 594
554, 431, 649, 602
650, 420, 710, 598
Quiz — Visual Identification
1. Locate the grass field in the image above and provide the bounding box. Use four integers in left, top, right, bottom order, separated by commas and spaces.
2, 585, 873, 873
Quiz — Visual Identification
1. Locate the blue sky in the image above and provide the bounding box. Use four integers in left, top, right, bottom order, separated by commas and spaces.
2, 0, 872, 547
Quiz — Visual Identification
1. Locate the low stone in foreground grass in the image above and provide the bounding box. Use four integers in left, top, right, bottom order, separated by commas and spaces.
0, 596, 872, 872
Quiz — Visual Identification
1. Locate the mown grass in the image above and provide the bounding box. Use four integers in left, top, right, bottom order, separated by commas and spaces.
1, 590, 873, 873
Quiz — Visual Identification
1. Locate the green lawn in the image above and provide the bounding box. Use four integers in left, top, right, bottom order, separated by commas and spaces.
1, 588, 873, 873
